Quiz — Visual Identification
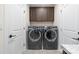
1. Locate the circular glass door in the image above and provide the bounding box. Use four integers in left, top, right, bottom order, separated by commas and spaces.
45, 29, 57, 42
29, 29, 41, 42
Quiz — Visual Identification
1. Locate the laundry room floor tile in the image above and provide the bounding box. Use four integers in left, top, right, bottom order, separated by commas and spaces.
22, 50, 62, 54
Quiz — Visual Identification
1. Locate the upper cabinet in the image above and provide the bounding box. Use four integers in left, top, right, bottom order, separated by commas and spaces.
30, 7, 54, 22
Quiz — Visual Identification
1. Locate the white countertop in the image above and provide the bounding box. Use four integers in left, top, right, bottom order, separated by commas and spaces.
61, 44, 79, 54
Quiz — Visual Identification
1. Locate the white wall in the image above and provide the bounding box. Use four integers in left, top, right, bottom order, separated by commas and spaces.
53, 5, 60, 26
26, 5, 30, 28
24, 5, 30, 51
54, 5, 62, 49
30, 22, 53, 26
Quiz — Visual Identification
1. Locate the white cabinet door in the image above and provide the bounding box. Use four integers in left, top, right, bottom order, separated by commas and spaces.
4, 5, 26, 54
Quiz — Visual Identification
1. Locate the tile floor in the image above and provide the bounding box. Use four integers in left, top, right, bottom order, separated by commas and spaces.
22, 50, 62, 54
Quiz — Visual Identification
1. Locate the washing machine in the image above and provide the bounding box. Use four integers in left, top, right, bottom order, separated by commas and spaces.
27, 26, 44, 50
43, 26, 58, 50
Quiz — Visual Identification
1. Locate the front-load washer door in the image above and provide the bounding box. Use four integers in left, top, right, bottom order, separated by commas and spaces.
29, 29, 41, 42
45, 29, 57, 42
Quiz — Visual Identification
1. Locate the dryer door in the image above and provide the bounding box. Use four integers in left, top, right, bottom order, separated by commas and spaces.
29, 29, 41, 42
45, 29, 57, 42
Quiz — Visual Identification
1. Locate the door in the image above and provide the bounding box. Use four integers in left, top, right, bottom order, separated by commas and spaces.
59, 5, 79, 45
4, 5, 26, 53
61, 5, 77, 31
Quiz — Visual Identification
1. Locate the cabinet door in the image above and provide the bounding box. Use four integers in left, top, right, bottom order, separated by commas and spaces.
30, 7, 54, 22
36, 7, 48, 21
30, 7, 37, 21
47, 7, 54, 22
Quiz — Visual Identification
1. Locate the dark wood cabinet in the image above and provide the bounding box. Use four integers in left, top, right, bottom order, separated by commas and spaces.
30, 7, 54, 22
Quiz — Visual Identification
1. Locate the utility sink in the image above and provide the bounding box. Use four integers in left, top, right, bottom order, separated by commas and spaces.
61, 44, 79, 54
